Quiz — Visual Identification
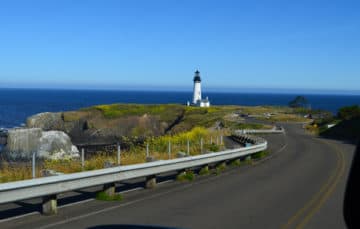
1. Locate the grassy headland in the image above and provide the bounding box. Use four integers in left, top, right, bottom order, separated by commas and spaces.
1, 104, 307, 183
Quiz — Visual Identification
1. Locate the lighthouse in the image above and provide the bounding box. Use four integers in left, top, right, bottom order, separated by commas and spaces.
190, 70, 210, 107
193, 70, 202, 104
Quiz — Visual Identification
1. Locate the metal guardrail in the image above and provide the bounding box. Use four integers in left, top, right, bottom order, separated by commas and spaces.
235, 127, 285, 135
0, 142, 267, 206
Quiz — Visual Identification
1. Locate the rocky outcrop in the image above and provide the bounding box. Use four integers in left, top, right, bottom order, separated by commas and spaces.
27, 112, 63, 131
4, 128, 42, 158
0, 129, 8, 145
26, 111, 170, 146
2, 128, 79, 160
37, 131, 79, 159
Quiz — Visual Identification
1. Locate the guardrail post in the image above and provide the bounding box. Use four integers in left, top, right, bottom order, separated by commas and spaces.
200, 138, 203, 154
146, 143, 149, 157
32, 152, 36, 179
220, 135, 223, 145
168, 141, 171, 159
81, 148, 85, 169
145, 175, 156, 189
42, 194, 57, 215
117, 143, 121, 165
210, 136, 213, 144
103, 182, 116, 196
187, 139, 190, 156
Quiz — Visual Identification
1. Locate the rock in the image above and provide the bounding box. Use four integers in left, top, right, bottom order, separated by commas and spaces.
26, 112, 63, 131
3, 128, 79, 160
0, 129, 8, 145
146, 156, 157, 162
176, 152, 188, 158
41, 169, 64, 177
104, 161, 115, 168
4, 128, 42, 159
38, 131, 79, 160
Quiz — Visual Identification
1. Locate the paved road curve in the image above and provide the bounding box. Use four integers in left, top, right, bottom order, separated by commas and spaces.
0, 123, 355, 229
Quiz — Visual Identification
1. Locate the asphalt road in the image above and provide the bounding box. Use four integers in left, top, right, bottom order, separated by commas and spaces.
0, 123, 355, 229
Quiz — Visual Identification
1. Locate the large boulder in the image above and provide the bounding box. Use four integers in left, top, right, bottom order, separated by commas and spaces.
38, 131, 79, 160
26, 112, 63, 131
0, 129, 8, 145
4, 128, 42, 159
2, 128, 79, 160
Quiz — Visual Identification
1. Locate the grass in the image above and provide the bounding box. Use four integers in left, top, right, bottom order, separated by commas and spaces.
215, 163, 226, 175
147, 127, 225, 156
230, 159, 241, 167
62, 111, 87, 122
252, 151, 269, 160
176, 170, 195, 181
0, 162, 36, 183
72, 104, 241, 137
245, 156, 253, 165
95, 191, 123, 201
319, 117, 360, 142
1, 104, 299, 183
60, 104, 307, 142
199, 166, 210, 175
0, 127, 226, 183
93, 104, 185, 122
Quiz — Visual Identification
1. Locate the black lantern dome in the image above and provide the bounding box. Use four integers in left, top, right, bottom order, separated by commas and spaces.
193, 70, 201, 82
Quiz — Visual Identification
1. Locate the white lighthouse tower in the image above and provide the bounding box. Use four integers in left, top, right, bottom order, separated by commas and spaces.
193, 70, 202, 104
191, 70, 210, 107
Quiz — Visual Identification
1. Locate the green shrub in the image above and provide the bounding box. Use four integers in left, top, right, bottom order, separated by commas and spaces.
215, 163, 226, 175
208, 143, 220, 152
96, 191, 123, 201
245, 156, 253, 165
230, 159, 241, 167
338, 105, 360, 120
177, 171, 195, 181
252, 151, 269, 160
199, 166, 210, 175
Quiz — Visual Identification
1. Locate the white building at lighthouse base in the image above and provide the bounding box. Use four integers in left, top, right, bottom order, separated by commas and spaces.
194, 96, 210, 107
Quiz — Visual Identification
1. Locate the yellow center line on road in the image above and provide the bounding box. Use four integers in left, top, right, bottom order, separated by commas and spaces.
281, 139, 345, 229
295, 141, 346, 229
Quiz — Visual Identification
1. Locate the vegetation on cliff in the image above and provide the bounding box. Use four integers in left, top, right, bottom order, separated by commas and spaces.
0, 104, 308, 183
304, 105, 360, 142
0, 127, 225, 182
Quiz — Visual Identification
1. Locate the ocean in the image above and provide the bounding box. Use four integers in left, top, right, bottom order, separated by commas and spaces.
0, 88, 359, 129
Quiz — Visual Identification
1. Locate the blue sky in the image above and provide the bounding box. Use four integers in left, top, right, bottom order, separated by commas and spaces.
0, 0, 359, 93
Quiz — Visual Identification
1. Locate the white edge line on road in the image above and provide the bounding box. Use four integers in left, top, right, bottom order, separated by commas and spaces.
58, 180, 174, 209
41, 157, 289, 229
38, 185, 195, 229
0, 212, 38, 224
0, 180, 174, 224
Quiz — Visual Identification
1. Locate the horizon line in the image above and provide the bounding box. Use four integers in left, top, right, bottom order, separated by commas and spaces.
0, 86, 360, 96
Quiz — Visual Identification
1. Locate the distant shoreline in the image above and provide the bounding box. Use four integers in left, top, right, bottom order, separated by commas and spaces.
0, 90, 359, 129
0, 87, 359, 96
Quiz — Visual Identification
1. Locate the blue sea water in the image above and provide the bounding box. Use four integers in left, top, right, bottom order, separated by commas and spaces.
0, 88, 359, 129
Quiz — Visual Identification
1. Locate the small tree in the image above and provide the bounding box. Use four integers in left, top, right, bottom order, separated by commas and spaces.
289, 96, 309, 108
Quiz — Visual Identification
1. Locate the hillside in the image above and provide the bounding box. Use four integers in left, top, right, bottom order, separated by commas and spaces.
320, 117, 360, 143
26, 104, 306, 146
